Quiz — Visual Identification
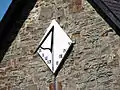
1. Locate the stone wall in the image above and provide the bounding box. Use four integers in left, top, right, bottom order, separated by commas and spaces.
1, 0, 120, 90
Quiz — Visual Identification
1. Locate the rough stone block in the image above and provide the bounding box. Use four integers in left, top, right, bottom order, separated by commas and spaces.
56, 8, 64, 21
69, 0, 83, 13
12, 87, 21, 90
0, 87, 7, 90
23, 84, 37, 90
39, 6, 54, 20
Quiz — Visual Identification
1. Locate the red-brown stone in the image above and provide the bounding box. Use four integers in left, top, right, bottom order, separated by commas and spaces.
69, 0, 83, 13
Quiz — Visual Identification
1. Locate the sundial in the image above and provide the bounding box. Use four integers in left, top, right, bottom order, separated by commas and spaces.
35, 20, 72, 74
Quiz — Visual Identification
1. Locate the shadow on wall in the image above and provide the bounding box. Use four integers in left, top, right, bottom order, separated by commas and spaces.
0, 0, 37, 62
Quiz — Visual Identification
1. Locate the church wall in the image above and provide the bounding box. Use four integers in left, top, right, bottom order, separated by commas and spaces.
0, 0, 120, 90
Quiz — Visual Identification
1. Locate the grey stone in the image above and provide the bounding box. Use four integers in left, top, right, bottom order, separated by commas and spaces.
12, 87, 21, 90
56, 8, 64, 21
1, 0, 120, 90
39, 6, 54, 20
23, 84, 37, 90
39, 87, 48, 90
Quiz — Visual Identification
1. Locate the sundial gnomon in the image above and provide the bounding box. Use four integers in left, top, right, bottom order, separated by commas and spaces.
35, 20, 72, 74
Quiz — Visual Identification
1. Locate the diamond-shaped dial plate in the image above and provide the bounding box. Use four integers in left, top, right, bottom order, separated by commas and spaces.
37, 20, 72, 73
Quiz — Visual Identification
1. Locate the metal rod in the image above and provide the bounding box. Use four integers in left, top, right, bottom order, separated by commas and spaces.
54, 75, 57, 90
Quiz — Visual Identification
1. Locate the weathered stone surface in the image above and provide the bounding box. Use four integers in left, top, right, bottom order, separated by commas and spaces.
12, 87, 21, 90
23, 84, 37, 90
69, 0, 83, 13
39, 6, 54, 20
0, 87, 7, 90
1, 0, 120, 90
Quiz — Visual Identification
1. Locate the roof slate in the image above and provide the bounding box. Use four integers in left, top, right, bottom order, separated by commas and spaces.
87, 0, 120, 35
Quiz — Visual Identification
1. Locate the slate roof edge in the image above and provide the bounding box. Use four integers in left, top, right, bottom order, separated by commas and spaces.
0, 0, 28, 39
0, 0, 37, 61
87, 0, 120, 35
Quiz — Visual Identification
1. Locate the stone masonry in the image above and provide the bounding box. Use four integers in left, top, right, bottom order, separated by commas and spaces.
1, 0, 120, 90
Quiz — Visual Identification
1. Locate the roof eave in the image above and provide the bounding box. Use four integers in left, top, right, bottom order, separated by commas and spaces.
87, 0, 120, 35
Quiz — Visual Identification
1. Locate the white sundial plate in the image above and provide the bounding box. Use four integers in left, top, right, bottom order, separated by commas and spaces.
37, 20, 72, 73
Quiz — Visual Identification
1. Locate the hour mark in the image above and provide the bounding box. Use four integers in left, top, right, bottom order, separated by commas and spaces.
38, 49, 41, 53
63, 49, 66, 53
59, 54, 62, 58
47, 60, 51, 64
45, 56, 48, 60
56, 61, 59, 65
68, 42, 71, 45
42, 53, 44, 57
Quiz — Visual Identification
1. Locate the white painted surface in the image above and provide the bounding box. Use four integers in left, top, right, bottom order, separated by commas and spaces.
37, 20, 72, 73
